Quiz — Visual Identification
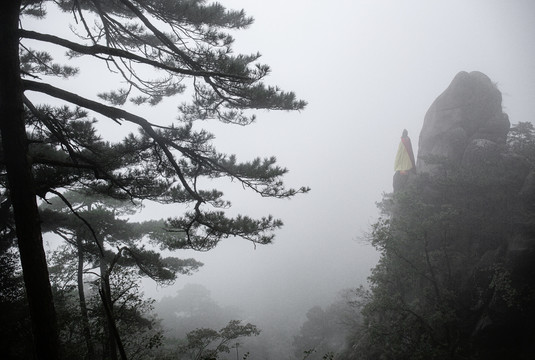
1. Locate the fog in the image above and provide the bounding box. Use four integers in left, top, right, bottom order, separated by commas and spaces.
32, 0, 535, 342
137, 0, 535, 320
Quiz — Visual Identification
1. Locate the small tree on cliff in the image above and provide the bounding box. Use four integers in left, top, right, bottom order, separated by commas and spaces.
176, 320, 260, 360
0, 1, 307, 358
508, 122, 535, 164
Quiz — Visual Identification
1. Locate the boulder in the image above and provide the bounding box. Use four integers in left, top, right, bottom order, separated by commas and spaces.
417, 71, 510, 174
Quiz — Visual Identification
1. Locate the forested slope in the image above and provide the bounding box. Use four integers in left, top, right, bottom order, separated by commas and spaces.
343, 72, 535, 360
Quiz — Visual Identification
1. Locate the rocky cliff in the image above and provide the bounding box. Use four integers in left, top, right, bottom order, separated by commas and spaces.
413, 71, 535, 359
417, 71, 510, 173
346, 71, 535, 360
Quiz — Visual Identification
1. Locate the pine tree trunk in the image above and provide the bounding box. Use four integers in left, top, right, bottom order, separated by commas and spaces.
99, 254, 128, 360
0, 1, 61, 359
100, 284, 128, 360
77, 238, 95, 359
99, 259, 118, 360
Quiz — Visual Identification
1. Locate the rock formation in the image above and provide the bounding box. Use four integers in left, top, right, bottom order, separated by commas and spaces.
415, 70, 533, 207
417, 71, 510, 174
411, 71, 535, 359
354, 71, 535, 360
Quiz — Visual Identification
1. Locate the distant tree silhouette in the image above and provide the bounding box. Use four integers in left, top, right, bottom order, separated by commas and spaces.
41, 191, 202, 358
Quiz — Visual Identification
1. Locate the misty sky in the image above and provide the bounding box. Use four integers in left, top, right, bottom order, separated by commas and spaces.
149, 0, 535, 316
27, 0, 535, 322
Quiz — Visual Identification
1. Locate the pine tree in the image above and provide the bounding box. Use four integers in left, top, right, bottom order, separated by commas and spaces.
1, 1, 307, 358
41, 190, 202, 359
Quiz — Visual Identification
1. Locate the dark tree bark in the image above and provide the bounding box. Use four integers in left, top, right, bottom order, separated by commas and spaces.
99, 258, 118, 360
99, 256, 127, 360
76, 236, 95, 360
0, 1, 60, 359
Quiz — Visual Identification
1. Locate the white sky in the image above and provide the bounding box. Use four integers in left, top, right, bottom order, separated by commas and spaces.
157, 0, 535, 317
26, 0, 535, 324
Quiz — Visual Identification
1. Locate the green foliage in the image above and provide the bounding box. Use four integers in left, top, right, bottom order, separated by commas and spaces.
0, 250, 33, 359
41, 192, 203, 358
342, 124, 535, 359
294, 291, 360, 360
13, 0, 309, 273
300, 348, 336, 360
176, 320, 260, 360
19, 47, 78, 78
351, 183, 508, 358
50, 265, 164, 360
41, 190, 203, 283
488, 264, 518, 309
100, 268, 165, 360
154, 283, 242, 343
4, 1, 307, 357
507, 122, 535, 164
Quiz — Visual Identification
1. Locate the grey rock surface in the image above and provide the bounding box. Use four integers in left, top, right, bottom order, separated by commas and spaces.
417, 71, 510, 174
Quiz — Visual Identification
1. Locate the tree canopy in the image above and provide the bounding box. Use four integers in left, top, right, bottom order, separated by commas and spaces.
0, 1, 307, 358
341, 122, 535, 360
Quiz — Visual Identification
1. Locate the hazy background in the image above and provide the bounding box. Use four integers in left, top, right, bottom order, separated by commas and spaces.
29, 0, 535, 326
141, 0, 535, 315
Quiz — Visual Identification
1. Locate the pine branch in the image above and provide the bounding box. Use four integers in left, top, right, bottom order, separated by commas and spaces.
116, 0, 241, 104
19, 29, 247, 80
22, 79, 200, 202
47, 189, 105, 257
23, 95, 80, 163
117, 0, 200, 71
